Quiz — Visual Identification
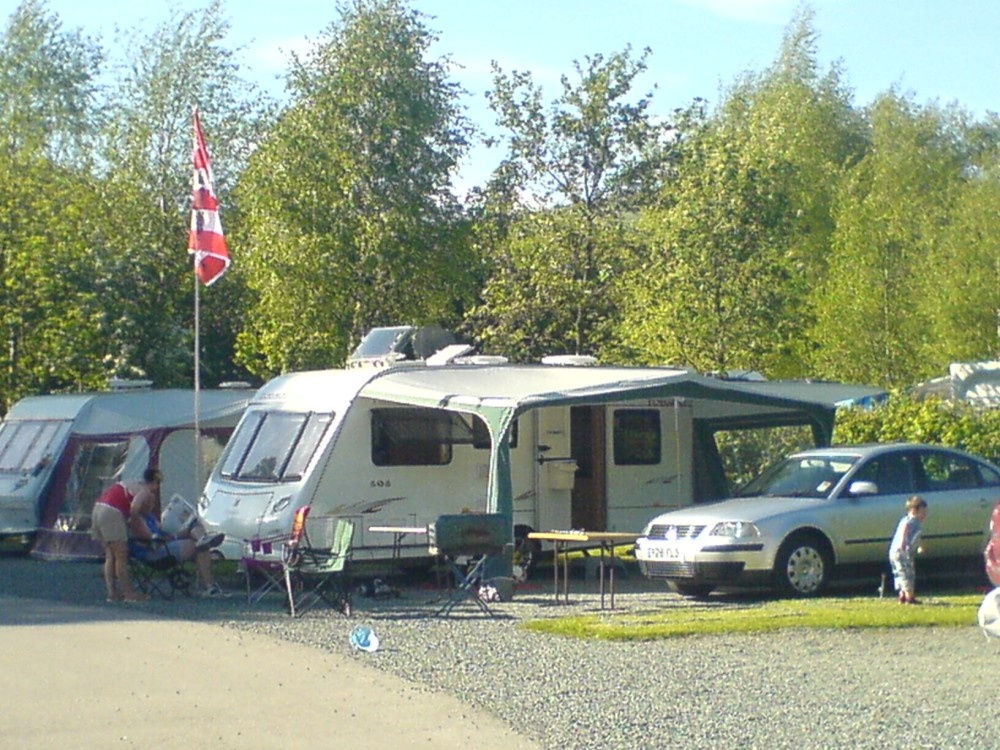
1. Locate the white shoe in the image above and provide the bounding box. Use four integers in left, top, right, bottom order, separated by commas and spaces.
200, 584, 225, 598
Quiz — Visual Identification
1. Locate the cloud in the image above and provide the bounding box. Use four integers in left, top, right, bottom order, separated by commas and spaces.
679, 0, 800, 23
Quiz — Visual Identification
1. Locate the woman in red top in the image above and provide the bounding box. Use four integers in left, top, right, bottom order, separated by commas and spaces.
91, 468, 160, 602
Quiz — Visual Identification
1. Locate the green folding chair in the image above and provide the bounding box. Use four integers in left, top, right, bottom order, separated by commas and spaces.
283, 517, 354, 617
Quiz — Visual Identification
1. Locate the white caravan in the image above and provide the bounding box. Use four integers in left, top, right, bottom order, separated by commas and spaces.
199, 328, 885, 570
0, 386, 251, 558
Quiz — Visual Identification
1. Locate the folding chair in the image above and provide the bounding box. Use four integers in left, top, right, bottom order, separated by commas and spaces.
283, 516, 354, 618
129, 540, 195, 600
428, 514, 506, 618
241, 506, 311, 605
436, 554, 495, 617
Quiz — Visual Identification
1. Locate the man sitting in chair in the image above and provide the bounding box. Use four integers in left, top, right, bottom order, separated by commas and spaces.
127, 469, 226, 598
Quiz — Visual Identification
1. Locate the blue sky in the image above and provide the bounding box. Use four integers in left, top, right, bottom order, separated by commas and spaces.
5, 0, 999, 187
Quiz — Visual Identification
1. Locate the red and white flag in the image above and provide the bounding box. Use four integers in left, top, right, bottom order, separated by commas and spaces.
188, 109, 230, 286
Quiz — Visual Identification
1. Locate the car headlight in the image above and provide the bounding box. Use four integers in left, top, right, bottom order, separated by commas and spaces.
709, 521, 761, 539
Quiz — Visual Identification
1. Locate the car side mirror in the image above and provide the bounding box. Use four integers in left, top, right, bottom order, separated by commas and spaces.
848, 480, 878, 497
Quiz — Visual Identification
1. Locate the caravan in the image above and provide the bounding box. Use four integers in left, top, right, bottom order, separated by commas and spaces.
0, 386, 251, 558
199, 327, 885, 571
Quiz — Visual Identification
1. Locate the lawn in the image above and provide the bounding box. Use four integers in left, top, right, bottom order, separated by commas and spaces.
521, 591, 985, 640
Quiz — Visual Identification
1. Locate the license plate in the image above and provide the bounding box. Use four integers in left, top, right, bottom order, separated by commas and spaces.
646, 544, 681, 561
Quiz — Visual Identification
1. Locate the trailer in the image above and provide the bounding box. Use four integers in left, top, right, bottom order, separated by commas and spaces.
0, 387, 251, 559
199, 328, 885, 574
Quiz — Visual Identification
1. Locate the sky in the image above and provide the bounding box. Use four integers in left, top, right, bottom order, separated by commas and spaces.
4, 0, 999, 188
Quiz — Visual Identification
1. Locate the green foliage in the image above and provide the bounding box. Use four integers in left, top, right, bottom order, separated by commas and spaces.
235, 0, 474, 376
97, 1, 269, 387
715, 424, 819, 492
617, 11, 863, 375
0, 0, 102, 163
835, 395, 1000, 464
0, 2, 107, 407
811, 96, 968, 388
620, 128, 799, 371
469, 46, 677, 361
520, 593, 981, 641
0, 151, 108, 407
920, 164, 1000, 363
0, 1, 998, 412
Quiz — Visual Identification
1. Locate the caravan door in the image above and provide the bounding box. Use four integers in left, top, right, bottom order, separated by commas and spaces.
570, 406, 606, 531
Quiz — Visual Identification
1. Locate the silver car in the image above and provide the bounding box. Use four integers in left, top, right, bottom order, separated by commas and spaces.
634, 443, 1000, 597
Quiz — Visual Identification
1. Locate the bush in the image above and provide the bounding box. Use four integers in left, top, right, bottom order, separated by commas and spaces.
834, 394, 1000, 464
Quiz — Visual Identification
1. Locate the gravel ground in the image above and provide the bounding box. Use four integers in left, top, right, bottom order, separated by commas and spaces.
2, 555, 997, 750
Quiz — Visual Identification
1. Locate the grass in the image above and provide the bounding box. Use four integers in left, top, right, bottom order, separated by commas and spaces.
520, 592, 985, 641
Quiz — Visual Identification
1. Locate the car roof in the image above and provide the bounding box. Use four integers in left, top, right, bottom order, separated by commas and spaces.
792, 442, 993, 464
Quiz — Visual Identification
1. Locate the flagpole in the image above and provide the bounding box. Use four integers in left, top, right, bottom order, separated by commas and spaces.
188, 107, 231, 501
194, 258, 202, 496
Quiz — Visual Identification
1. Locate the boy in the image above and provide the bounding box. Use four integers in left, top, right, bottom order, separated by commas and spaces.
889, 495, 928, 604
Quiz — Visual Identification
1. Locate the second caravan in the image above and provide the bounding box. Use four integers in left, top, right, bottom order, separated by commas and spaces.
199, 327, 885, 570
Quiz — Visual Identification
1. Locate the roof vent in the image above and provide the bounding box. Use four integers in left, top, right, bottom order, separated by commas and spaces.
107, 378, 153, 391
426, 344, 476, 366
454, 355, 509, 366
540, 355, 598, 366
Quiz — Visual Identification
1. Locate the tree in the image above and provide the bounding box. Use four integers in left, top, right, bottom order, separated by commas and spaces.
811, 95, 966, 387
0, 0, 101, 163
619, 127, 798, 372
467, 46, 679, 361
0, 1, 107, 408
919, 115, 1000, 363
235, 0, 474, 375
619, 10, 861, 373
97, 0, 269, 387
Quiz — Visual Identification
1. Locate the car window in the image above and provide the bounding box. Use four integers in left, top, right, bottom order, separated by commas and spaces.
852, 453, 916, 495
981, 463, 1000, 487
739, 455, 854, 498
917, 451, 981, 491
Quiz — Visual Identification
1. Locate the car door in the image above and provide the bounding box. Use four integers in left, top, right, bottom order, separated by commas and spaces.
913, 449, 992, 557
832, 450, 917, 564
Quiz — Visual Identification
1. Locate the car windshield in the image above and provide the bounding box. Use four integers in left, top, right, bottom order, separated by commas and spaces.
736, 454, 860, 499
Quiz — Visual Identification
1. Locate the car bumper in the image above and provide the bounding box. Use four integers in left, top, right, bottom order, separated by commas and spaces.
635, 538, 772, 586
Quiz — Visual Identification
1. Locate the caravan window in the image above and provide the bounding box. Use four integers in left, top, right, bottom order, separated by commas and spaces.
613, 409, 661, 466
60, 440, 130, 528
0, 420, 66, 473
371, 408, 473, 466
220, 411, 333, 482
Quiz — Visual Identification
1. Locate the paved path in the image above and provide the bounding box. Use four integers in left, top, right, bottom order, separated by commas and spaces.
0, 594, 540, 750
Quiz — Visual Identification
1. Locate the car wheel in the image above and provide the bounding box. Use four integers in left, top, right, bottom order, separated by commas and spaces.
513, 525, 541, 582
670, 581, 715, 598
774, 533, 830, 596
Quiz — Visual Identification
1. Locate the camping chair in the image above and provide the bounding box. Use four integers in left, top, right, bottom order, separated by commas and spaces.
429, 514, 506, 618
283, 515, 354, 618
241, 506, 311, 605
129, 540, 195, 600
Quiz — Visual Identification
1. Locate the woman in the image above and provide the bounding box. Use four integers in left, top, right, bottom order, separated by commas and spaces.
90, 469, 159, 602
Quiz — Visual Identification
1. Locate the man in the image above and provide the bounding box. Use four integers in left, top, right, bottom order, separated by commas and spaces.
127, 469, 226, 597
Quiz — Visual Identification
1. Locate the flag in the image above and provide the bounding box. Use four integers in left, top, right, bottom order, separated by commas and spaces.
188, 109, 230, 286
